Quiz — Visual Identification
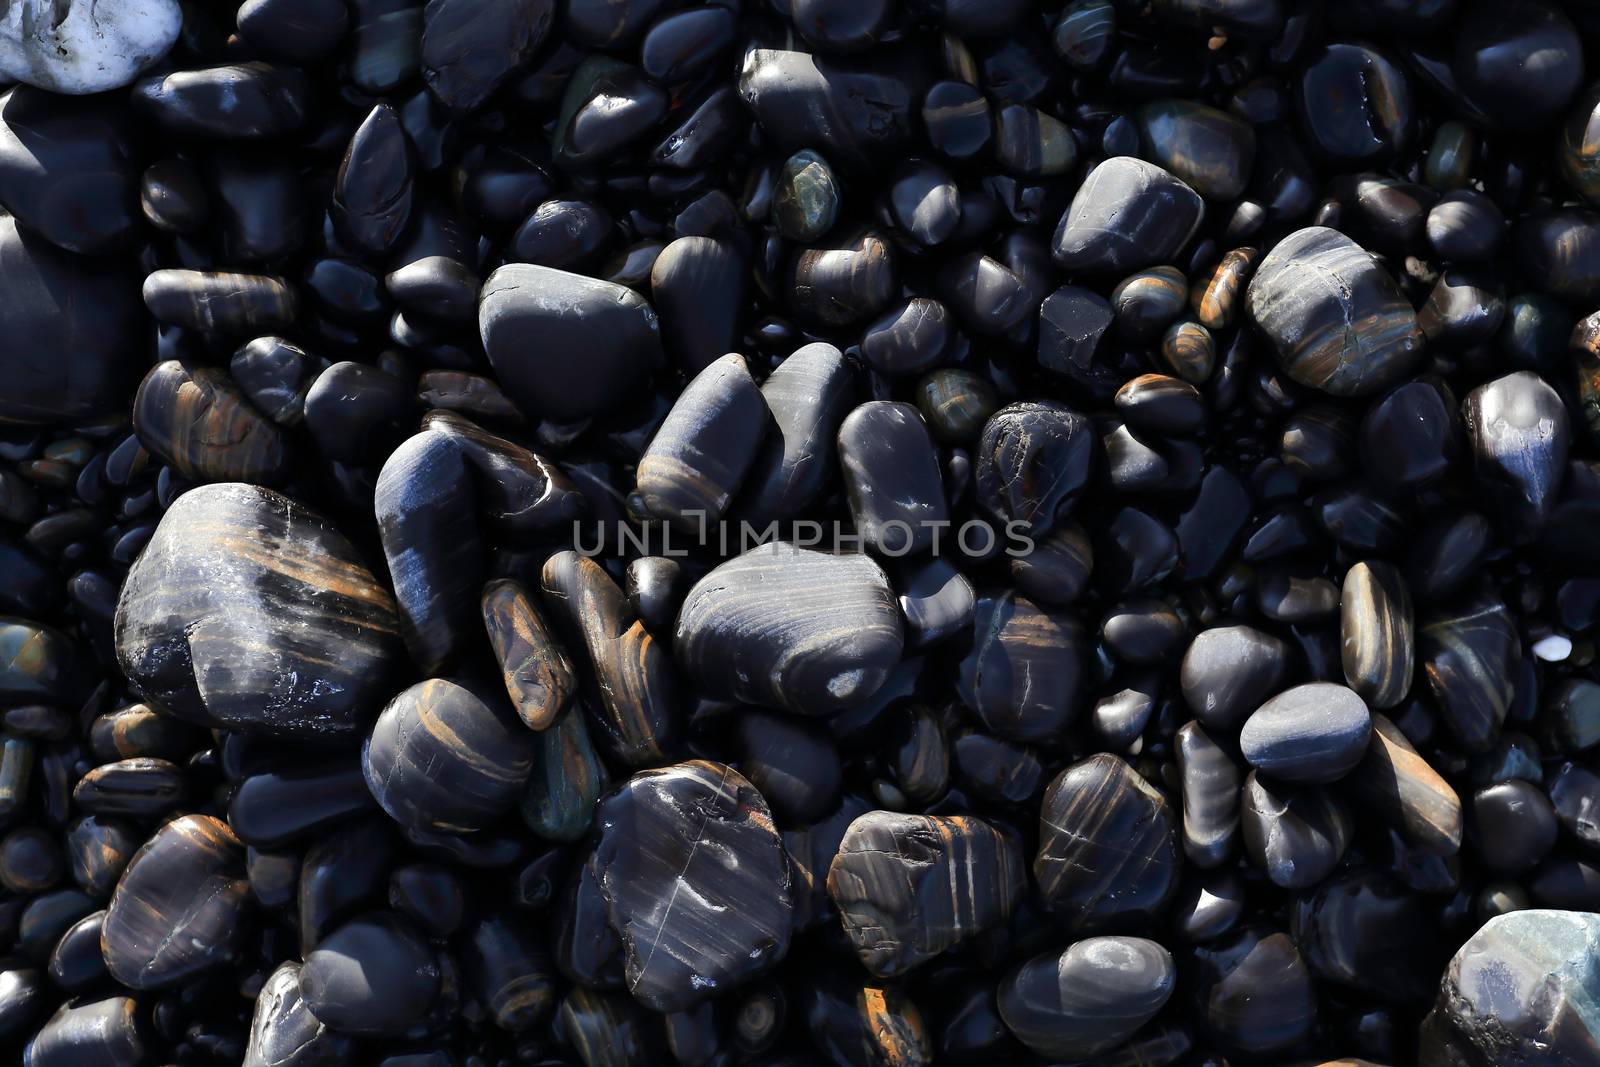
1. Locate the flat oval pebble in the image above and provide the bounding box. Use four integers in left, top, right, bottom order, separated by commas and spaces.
300, 912, 441, 1038
997, 937, 1175, 1060
637, 353, 768, 527
1240, 683, 1372, 785
674, 543, 903, 716
591, 761, 791, 1012
114, 483, 401, 741
101, 815, 248, 990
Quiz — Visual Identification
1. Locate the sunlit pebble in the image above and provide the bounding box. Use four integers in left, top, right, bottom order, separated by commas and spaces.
1533, 634, 1573, 661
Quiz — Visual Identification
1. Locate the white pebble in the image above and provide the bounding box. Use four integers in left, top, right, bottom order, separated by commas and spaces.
1533, 634, 1573, 662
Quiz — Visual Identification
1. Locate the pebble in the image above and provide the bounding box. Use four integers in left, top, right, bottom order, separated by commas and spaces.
1035, 753, 1180, 933
133, 360, 289, 485
114, 484, 401, 741
1052, 157, 1204, 275
997, 937, 1174, 1060
1241, 683, 1371, 784
1241, 772, 1352, 890
421, 0, 552, 111
244, 961, 351, 1067
1180, 624, 1292, 734
956, 589, 1086, 743
299, 912, 441, 1038
1188, 927, 1317, 1057
975, 402, 1092, 538
1176, 720, 1241, 869
592, 761, 791, 1011
0, 0, 180, 94
1463, 370, 1570, 542
838, 402, 948, 554
637, 353, 767, 528
332, 103, 415, 258
1245, 226, 1424, 396
0, 88, 139, 255
1419, 594, 1520, 753
827, 812, 1022, 977
740, 342, 855, 524
1341, 561, 1415, 709
1351, 712, 1464, 858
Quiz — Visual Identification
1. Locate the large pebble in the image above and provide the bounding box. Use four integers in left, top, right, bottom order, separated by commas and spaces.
1340, 560, 1414, 708
1245, 226, 1423, 396
1419, 593, 1520, 753
1240, 772, 1351, 890
22, 997, 146, 1067
421, 0, 553, 111
637, 353, 769, 528
478, 264, 663, 422
1419, 910, 1600, 1066
0, 0, 180, 94
1348, 713, 1463, 857
998, 937, 1174, 1060
1179, 624, 1291, 734
244, 961, 351, 1067
132, 361, 289, 485
591, 761, 792, 1012
975, 402, 1093, 538
956, 589, 1085, 744
0, 88, 138, 254
1240, 683, 1372, 785
114, 484, 402, 742
1035, 753, 1180, 933
102, 815, 249, 989
300, 913, 441, 1038
1188, 926, 1317, 1057
1051, 156, 1203, 274
673, 543, 903, 716
827, 812, 1022, 977
1463, 371, 1569, 542
838, 402, 948, 554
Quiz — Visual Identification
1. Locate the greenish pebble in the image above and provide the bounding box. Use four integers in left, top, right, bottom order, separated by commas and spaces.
1424, 121, 1475, 191
1501, 292, 1574, 372
521, 703, 608, 842
773, 149, 841, 243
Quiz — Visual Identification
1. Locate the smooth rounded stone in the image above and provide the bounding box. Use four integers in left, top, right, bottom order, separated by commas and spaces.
771, 149, 844, 243
1419, 594, 1519, 754
348, 0, 423, 94
1240, 772, 1352, 890
1101, 598, 1185, 665
789, 229, 896, 329
1037, 284, 1114, 383
1360, 380, 1458, 493
522, 699, 607, 842
1245, 226, 1423, 397
623, 556, 683, 635
66, 817, 139, 900
0, 967, 44, 1042
1451, 0, 1582, 129
1292, 869, 1447, 1004
482, 579, 576, 732
675, 544, 902, 716
301, 913, 440, 1038
1176, 720, 1241, 869
892, 555, 975, 651
637, 353, 767, 528
992, 103, 1076, 179
0, 828, 60, 893
1418, 269, 1505, 349
0, 0, 178, 94
837, 402, 947, 554
229, 759, 372, 854
935, 251, 1031, 336
1341, 561, 1414, 709
421, 413, 583, 535
1295, 41, 1411, 163
244, 961, 352, 1067
131, 62, 309, 139
143, 270, 299, 335
102, 815, 248, 990
1469, 779, 1558, 876
1542, 679, 1600, 756
460, 913, 556, 1033
22, 996, 145, 1067
296, 815, 398, 955
1159, 319, 1216, 383
1180, 625, 1292, 734
886, 160, 960, 246
303, 362, 411, 467
1136, 99, 1254, 202
0, 215, 142, 424
740, 342, 854, 524
508, 197, 611, 271
420, 0, 551, 110
1051, 157, 1204, 275
1009, 521, 1093, 605
1513, 210, 1600, 304
386, 256, 477, 325
0, 618, 76, 704
1114, 375, 1204, 436
922, 80, 991, 160
998, 938, 1173, 1061
915, 369, 995, 446
1092, 676, 1157, 751
974, 402, 1092, 539
375, 432, 482, 675
1258, 570, 1340, 624
1035, 754, 1180, 933
114, 483, 400, 741
540, 551, 678, 765
1551, 762, 1600, 852
363, 678, 533, 836
1053, 0, 1115, 69
70, 758, 185, 818
237, 0, 349, 62
1111, 265, 1188, 344
331, 103, 414, 258
861, 299, 951, 378
554, 57, 667, 168
0, 88, 138, 255
1174, 866, 1247, 944
886, 709, 948, 805
738, 48, 916, 173
1190, 926, 1317, 1056
731, 708, 840, 824
132, 360, 289, 485
230, 337, 323, 427
1191, 246, 1257, 331
1241, 683, 1372, 785
389, 862, 465, 937
1426, 189, 1504, 265
1348, 712, 1463, 859
590, 761, 791, 1011
1462, 371, 1569, 543
650, 237, 746, 377
1419, 910, 1600, 1066
479, 264, 661, 423
827, 812, 1022, 977
640, 7, 733, 84
956, 589, 1085, 744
